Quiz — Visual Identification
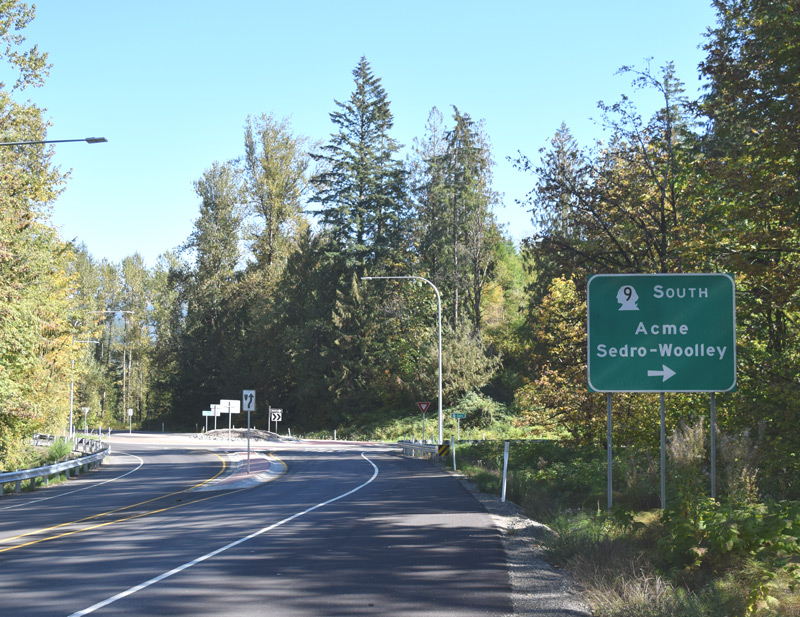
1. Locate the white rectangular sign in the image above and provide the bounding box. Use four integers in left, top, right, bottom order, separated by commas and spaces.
210, 404, 221, 416
219, 399, 241, 414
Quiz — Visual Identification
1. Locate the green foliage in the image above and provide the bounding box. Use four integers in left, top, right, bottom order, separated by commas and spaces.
455, 392, 506, 429
660, 499, 800, 613
46, 438, 71, 463
310, 56, 408, 265
0, 0, 50, 92
241, 113, 312, 271
410, 106, 502, 333
0, 2, 75, 467
458, 439, 800, 616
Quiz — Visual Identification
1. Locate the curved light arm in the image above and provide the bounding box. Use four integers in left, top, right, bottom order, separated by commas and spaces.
0, 137, 107, 147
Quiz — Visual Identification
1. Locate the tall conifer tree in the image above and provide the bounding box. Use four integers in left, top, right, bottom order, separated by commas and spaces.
311, 56, 408, 269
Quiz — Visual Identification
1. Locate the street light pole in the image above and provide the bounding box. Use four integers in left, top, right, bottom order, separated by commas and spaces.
362, 275, 444, 445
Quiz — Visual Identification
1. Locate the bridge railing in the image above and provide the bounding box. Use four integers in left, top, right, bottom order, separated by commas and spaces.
0, 434, 110, 496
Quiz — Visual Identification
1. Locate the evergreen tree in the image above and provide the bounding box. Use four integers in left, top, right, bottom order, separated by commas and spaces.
409, 106, 449, 279
415, 107, 501, 332
311, 56, 408, 269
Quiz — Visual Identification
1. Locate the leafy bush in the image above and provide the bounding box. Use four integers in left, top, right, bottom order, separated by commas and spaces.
660, 499, 800, 612
46, 438, 72, 464
456, 392, 507, 429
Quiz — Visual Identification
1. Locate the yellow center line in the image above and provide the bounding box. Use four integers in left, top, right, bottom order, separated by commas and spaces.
0, 450, 228, 549
0, 486, 250, 554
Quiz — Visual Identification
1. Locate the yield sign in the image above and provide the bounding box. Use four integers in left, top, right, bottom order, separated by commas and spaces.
417, 401, 431, 414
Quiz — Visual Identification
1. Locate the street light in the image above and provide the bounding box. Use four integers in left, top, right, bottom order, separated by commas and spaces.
362, 275, 443, 445
0, 137, 107, 147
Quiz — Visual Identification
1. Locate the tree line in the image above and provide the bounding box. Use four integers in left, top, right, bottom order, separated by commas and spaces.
2, 0, 798, 499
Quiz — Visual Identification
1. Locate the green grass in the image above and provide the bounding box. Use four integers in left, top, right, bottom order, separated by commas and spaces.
448, 441, 800, 617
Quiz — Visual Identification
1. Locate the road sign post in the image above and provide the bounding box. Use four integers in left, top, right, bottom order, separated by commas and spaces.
587, 273, 736, 509
220, 399, 241, 442
269, 408, 283, 434
417, 402, 430, 443
201, 409, 214, 432
452, 412, 466, 440
210, 404, 220, 430
243, 390, 255, 473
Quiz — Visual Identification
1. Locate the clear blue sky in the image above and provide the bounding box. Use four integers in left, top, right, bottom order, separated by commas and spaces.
14, 0, 717, 267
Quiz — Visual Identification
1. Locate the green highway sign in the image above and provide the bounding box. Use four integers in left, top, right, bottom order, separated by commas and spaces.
452, 413, 466, 419
587, 274, 736, 392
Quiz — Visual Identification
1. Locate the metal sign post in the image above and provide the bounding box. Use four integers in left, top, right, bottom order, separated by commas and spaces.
587, 273, 737, 509
270, 408, 283, 435
128, 408, 133, 434
220, 399, 241, 442
243, 390, 255, 474
452, 412, 466, 440
417, 402, 430, 443
607, 394, 613, 509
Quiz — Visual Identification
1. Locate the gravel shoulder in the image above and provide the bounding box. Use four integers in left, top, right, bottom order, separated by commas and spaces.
457, 474, 593, 617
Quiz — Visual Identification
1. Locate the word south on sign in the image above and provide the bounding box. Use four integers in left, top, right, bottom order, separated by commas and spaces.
587, 274, 736, 393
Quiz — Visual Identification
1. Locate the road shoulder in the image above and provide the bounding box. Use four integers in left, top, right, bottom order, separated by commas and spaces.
457, 475, 593, 617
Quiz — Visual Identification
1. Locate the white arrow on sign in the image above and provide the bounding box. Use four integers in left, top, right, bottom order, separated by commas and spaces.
648, 365, 676, 382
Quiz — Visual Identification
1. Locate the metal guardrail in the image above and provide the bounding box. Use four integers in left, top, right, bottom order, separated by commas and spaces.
0, 434, 110, 496
398, 440, 440, 457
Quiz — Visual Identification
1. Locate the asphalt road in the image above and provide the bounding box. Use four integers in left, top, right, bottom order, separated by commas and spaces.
0, 435, 513, 616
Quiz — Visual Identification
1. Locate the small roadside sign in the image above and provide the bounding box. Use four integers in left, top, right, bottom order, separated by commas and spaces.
242, 390, 255, 412
417, 401, 430, 414
452, 412, 466, 419
220, 399, 241, 413
242, 390, 256, 474
202, 410, 214, 417
270, 409, 283, 423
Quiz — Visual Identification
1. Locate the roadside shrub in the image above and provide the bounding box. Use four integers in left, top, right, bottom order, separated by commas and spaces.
719, 426, 761, 505
667, 420, 707, 516
660, 498, 800, 612
47, 438, 72, 464
457, 392, 507, 429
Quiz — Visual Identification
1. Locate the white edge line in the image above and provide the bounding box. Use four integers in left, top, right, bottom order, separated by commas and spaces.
67, 452, 379, 617
1, 453, 145, 511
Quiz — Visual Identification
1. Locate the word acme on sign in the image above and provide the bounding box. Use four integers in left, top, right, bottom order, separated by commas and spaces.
587, 273, 736, 393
